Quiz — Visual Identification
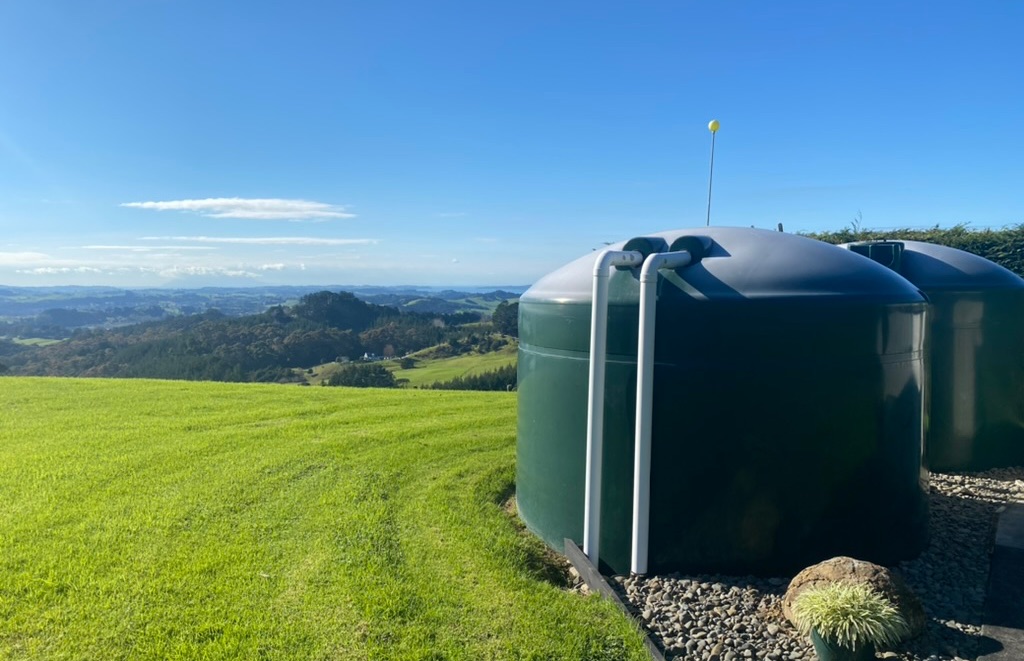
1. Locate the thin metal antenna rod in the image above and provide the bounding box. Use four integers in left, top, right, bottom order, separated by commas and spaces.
705, 119, 720, 227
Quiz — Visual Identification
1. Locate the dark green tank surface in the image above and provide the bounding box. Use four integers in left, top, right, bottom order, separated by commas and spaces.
518, 227, 929, 576
845, 240, 1024, 472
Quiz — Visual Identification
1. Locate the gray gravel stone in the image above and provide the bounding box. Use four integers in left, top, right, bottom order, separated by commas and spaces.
613, 466, 1024, 661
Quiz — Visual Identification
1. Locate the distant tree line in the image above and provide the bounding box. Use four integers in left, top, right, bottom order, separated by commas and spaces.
428, 363, 517, 392
415, 333, 514, 360
491, 300, 519, 337
0, 320, 71, 341
324, 363, 398, 388
3, 291, 506, 384
0, 305, 168, 340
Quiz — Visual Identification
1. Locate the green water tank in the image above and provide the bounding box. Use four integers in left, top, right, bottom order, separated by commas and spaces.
517, 227, 929, 576
845, 240, 1024, 471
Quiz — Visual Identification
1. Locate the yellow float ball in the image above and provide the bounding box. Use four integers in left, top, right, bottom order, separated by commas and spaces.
708, 119, 720, 133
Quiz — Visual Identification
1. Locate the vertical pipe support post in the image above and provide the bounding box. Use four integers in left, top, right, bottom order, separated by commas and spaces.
584, 249, 643, 564
632, 250, 693, 575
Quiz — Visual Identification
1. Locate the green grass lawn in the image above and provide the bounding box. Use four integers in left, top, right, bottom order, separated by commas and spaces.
392, 346, 517, 388
0, 377, 646, 660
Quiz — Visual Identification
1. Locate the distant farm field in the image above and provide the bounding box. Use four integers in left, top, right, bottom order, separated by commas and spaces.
301, 345, 517, 389
392, 346, 518, 388
9, 337, 62, 346
0, 378, 645, 660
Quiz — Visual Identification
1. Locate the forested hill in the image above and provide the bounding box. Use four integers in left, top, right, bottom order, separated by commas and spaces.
1, 291, 506, 383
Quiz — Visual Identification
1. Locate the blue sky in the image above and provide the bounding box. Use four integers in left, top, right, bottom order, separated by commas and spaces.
1, 1, 1021, 288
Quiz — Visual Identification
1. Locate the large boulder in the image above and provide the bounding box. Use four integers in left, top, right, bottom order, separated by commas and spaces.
782, 556, 926, 639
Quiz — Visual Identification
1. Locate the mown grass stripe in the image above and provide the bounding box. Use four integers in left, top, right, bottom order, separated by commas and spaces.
0, 377, 647, 660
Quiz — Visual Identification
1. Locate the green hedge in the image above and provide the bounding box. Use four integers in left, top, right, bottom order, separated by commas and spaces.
806, 224, 1024, 277
428, 362, 517, 391
324, 362, 398, 388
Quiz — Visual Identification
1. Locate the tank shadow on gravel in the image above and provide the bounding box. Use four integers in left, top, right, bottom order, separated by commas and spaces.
602, 474, 1018, 661
885, 476, 1013, 660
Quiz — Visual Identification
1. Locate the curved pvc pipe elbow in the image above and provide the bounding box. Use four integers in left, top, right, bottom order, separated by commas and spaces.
593, 249, 644, 276
639, 251, 693, 283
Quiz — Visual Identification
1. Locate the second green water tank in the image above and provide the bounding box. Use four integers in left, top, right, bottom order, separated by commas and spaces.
845, 240, 1024, 471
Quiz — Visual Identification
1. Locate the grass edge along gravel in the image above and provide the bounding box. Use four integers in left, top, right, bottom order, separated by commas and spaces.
0, 377, 647, 661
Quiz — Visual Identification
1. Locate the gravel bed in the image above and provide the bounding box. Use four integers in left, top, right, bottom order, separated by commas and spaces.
612, 467, 1024, 661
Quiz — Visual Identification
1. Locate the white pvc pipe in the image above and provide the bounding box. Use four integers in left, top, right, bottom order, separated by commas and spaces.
631, 250, 692, 575
584, 249, 643, 564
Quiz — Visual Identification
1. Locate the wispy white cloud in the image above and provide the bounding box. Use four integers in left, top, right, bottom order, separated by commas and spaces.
14, 262, 280, 281
140, 236, 375, 246
16, 266, 105, 275
155, 265, 260, 279
121, 197, 355, 221
5, 247, 281, 281
81, 245, 217, 252
0, 251, 52, 265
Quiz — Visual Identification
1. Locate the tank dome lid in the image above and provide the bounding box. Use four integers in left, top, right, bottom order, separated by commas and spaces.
524, 227, 925, 303
843, 239, 1024, 291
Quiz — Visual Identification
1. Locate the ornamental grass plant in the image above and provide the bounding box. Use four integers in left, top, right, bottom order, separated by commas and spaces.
792, 582, 911, 650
